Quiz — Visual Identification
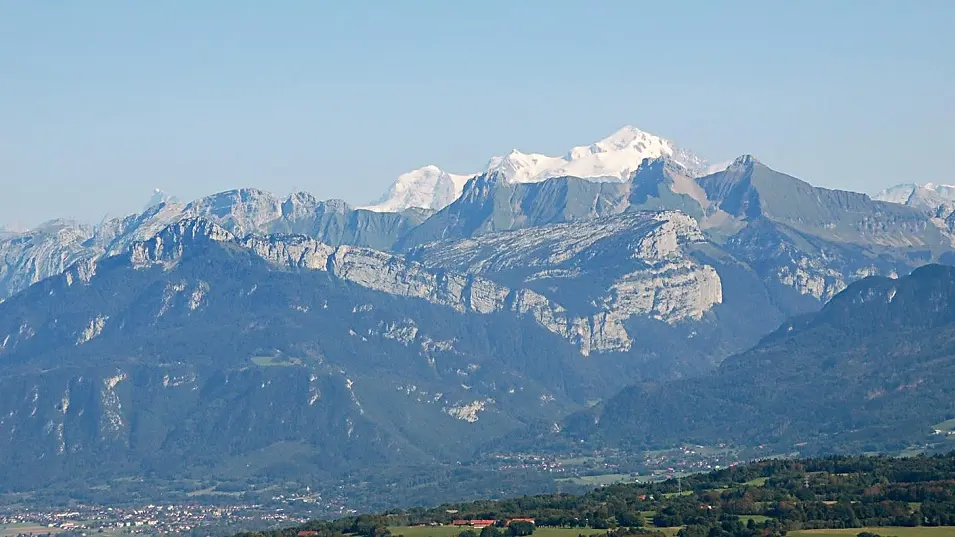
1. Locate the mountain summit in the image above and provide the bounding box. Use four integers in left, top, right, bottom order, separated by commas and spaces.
362, 165, 473, 213
143, 188, 178, 210
874, 182, 955, 219
364, 125, 708, 213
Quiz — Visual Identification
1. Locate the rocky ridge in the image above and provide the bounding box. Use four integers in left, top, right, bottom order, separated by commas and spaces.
114, 212, 723, 356
0, 189, 425, 299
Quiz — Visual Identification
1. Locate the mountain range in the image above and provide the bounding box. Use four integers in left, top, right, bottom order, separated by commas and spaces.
361, 125, 713, 213
3, 125, 955, 508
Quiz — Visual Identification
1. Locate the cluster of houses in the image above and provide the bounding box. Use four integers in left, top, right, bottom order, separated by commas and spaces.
450, 519, 536, 529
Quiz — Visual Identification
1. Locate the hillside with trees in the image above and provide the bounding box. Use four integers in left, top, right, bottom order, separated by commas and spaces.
236, 454, 955, 537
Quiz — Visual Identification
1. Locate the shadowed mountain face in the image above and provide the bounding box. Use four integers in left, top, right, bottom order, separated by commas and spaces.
561, 264, 955, 455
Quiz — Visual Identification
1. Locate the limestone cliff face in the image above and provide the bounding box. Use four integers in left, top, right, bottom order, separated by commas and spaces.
74, 213, 720, 356
407, 211, 723, 354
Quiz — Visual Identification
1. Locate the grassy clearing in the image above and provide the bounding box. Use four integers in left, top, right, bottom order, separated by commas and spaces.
790, 528, 955, 537
557, 474, 637, 487
0, 524, 52, 537
186, 485, 243, 497
251, 355, 302, 367
390, 528, 598, 537
744, 477, 769, 486
932, 419, 955, 432
390, 527, 685, 537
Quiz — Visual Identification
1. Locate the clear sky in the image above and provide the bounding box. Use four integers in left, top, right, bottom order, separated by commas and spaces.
2, 1, 954, 227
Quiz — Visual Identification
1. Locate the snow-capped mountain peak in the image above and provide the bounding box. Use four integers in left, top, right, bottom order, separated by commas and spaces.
365, 125, 710, 213
360, 165, 474, 213
874, 182, 955, 218
571, 125, 659, 156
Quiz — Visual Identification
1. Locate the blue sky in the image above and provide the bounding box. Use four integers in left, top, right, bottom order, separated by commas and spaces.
2, 1, 954, 226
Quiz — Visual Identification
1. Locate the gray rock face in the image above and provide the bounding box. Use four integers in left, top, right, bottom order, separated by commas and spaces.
409, 211, 723, 353
119, 214, 719, 356
0, 220, 96, 300
694, 157, 948, 307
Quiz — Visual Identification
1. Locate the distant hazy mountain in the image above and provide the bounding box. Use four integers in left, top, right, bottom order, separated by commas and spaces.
362, 165, 475, 213
874, 183, 955, 232
364, 125, 709, 213
143, 188, 179, 210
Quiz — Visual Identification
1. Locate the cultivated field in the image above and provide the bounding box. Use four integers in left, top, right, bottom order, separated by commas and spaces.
790, 528, 955, 537
390, 526, 683, 537
392, 527, 603, 537
0, 524, 53, 537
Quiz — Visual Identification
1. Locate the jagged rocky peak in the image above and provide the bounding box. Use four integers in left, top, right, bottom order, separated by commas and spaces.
182, 188, 283, 235
727, 154, 761, 170
0, 184, 436, 299
632, 156, 695, 180
455, 171, 507, 200
129, 218, 234, 268
281, 191, 322, 219
696, 155, 764, 205
366, 125, 710, 213
627, 157, 713, 213
318, 198, 353, 215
